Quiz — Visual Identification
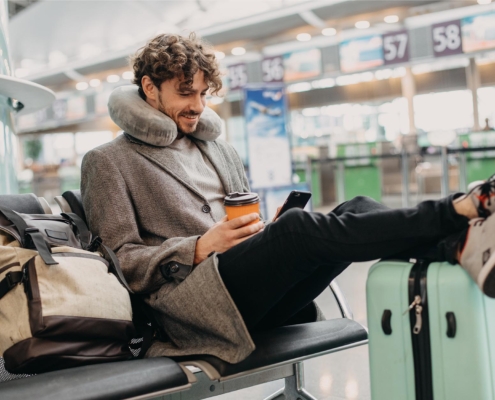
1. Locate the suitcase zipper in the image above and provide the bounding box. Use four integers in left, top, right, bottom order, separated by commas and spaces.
408, 260, 433, 400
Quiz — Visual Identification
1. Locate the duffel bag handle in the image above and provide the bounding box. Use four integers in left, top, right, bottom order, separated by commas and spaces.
101, 243, 133, 294
0, 205, 58, 265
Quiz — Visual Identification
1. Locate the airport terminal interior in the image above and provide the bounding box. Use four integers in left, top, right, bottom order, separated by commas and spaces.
2, 0, 495, 399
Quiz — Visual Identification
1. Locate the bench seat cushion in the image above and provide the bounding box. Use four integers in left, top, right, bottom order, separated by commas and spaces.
0, 358, 188, 400
179, 318, 367, 377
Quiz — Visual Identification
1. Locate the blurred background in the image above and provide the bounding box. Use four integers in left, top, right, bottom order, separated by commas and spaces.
2, 0, 495, 216
1, 1, 495, 399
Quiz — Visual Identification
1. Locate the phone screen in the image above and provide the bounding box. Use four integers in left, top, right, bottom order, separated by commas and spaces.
276, 191, 312, 219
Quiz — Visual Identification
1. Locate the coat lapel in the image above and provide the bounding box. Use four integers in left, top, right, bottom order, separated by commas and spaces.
193, 140, 234, 194
135, 145, 206, 200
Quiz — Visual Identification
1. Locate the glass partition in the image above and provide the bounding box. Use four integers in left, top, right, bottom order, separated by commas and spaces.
0, 0, 17, 194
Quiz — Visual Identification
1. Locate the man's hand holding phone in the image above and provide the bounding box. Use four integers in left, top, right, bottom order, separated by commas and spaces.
272, 190, 312, 222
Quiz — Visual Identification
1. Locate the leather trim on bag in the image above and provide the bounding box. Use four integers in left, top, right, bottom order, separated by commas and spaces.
0, 220, 22, 243
26, 257, 44, 335
36, 315, 136, 341
52, 252, 109, 267
3, 336, 132, 374
0, 261, 20, 275
45, 229, 68, 241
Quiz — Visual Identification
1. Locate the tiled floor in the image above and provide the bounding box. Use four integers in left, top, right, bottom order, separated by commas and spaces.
214, 260, 375, 400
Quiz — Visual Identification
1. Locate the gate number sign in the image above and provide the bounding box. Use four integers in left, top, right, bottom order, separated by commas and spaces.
228, 64, 248, 90
432, 20, 463, 57
383, 30, 410, 65
261, 56, 284, 83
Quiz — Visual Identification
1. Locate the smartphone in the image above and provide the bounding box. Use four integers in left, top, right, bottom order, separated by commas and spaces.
275, 190, 312, 219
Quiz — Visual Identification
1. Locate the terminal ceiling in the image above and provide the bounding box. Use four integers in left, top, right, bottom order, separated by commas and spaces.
9, 0, 448, 87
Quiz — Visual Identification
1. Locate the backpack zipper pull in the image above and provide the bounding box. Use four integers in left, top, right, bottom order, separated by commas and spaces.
413, 304, 423, 334
403, 295, 422, 315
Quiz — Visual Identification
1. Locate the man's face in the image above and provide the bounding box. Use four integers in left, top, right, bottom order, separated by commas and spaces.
156, 70, 208, 134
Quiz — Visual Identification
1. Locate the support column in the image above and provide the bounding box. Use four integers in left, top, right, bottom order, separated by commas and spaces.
401, 67, 416, 207
401, 66, 416, 135
218, 99, 232, 142
466, 57, 481, 131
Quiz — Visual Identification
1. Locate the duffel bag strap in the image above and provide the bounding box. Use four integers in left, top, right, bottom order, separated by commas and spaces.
0, 206, 57, 265
0, 205, 29, 244
100, 243, 133, 294
0, 271, 23, 300
61, 212, 91, 250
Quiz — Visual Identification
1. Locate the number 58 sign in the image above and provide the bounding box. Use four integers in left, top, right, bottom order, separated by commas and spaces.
432, 20, 463, 57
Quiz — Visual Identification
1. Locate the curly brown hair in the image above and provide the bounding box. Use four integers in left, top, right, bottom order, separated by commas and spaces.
131, 33, 222, 98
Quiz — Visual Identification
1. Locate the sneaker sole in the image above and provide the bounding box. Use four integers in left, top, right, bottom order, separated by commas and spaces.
477, 250, 495, 298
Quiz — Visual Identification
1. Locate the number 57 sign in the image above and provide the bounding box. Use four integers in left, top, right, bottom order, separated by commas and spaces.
382, 30, 410, 65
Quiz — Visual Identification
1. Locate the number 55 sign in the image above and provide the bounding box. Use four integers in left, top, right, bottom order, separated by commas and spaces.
432, 20, 463, 57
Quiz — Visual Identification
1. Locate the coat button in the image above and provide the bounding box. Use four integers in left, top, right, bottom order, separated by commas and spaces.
169, 264, 179, 273
202, 205, 211, 213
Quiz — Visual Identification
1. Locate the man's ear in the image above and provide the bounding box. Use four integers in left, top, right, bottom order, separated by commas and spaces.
141, 76, 158, 102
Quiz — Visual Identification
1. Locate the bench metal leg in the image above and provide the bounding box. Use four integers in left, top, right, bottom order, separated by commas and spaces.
263, 362, 318, 400
263, 387, 284, 400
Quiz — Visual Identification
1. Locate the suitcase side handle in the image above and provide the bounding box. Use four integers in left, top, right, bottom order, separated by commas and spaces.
446, 312, 456, 338
381, 310, 393, 335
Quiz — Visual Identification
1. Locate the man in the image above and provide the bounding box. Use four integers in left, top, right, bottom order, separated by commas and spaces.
81, 33, 495, 363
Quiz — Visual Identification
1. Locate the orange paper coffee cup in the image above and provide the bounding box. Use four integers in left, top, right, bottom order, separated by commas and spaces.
224, 192, 260, 226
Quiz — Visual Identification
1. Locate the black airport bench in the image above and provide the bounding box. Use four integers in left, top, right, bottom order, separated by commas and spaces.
0, 192, 368, 400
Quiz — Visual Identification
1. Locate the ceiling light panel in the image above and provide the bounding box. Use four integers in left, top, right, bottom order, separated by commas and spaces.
322, 28, 337, 36
384, 15, 399, 23
297, 33, 312, 42
231, 47, 246, 56
355, 21, 370, 29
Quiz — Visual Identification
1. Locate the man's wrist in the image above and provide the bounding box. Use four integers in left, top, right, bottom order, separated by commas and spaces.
194, 237, 209, 265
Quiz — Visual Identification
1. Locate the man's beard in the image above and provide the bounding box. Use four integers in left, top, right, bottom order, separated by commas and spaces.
157, 98, 199, 134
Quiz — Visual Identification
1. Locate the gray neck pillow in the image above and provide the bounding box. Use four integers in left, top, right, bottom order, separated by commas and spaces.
108, 85, 222, 147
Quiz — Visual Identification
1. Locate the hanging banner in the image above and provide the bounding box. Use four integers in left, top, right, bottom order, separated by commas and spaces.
243, 84, 292, 189
462, 11, 495, 53
339, 35, 384, 73
283, 49, 321, 81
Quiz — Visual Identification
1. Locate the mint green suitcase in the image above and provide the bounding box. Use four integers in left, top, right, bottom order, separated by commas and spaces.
367, 260, 495, 400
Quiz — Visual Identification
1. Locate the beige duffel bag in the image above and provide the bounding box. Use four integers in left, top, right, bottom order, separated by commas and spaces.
0, 206, 135, 374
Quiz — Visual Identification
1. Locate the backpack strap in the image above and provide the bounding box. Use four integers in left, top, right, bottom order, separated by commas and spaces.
61, 212, 91, 250
0, 206, 57, 265
26, 228, 58, 265
0, 271, 23, 300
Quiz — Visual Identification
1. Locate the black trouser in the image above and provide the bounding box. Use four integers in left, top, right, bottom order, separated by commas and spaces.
217, 195, 469, 332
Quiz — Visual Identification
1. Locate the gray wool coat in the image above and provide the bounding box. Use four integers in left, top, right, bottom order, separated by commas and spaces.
81, 86, 255, 363
81, 86, 323, 363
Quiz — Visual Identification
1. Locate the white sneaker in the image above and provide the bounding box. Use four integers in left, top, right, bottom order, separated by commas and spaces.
467, 174, 495, 218
459, 217, 495, 298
